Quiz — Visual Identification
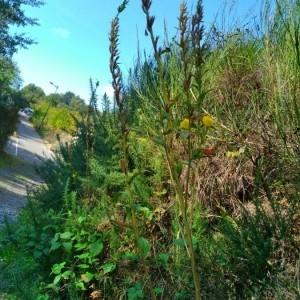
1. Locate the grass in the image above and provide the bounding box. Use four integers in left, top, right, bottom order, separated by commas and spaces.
0, 152, 24, 168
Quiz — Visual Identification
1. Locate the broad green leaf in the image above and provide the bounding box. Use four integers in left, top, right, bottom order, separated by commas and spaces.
74, 242, 87, 251
127, 282, 144, 300
61, 270, 72, 279
78, 216, 86, 224
50, 240, 61, 252
51, 262, 66, 275
33, 250, 42, 259
124, 251, 139, 261
63, 241, 73, 252
26, 241, 36, 247
174, 238, 186, 247
36, 244, 44, 250
60, 231, 73, 239
53, 275, 61, 285
43, 248, 50, 256
81, 272, 94, 283
102, 262, 116, 274
89, 240, 103, 257
138, 237, 150, 259
75, 281, 86, 290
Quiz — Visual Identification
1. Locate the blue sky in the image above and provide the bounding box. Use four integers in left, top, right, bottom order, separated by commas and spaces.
12, 0, 259, 102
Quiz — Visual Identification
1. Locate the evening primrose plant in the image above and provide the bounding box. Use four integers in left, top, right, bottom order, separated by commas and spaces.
140, 1, 214, 299
109, 1, 156, 299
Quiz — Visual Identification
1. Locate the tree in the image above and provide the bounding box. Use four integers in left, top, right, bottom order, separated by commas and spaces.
69, 95, 87, 115
61, 91, 75, 106
0, 0, 44, 57
44, 93, 63, 107
0, 0, 44, 152
21, 83, 45, 105
0, 56, 25, 151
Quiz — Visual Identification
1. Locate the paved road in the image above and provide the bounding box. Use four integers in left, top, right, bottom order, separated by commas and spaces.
0, 112, 53, 227
5, 112, 53, 164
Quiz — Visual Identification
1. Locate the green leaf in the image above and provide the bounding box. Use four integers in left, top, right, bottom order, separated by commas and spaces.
61, 270, 72, 279
51, 262, 66, 275
43, 248, 50, 256
89, 240, 103, 257
77, 264, 90, 269
74, 242, 87, 251
81, 272, 94, 283
60, 231, 73, 239
75, 281, 86, 291
63, 241, 73, 252
158, 253, 169, 267
53, 275, 61, 285
138, 237, 150, 259
176, 161, 184, 175
75, 253, 90, 260
36, 244, 44, 250
33, 250, 42, 259
180, 130, 191, 140
102, 262, 116, 274
78, 216, 86, 224
127, 282, 144, 300
40, 233, 48, 241
192, 235, 198, 245
50, 240, 61, 252
26, 241, 36, 247
154, 287, 164, 295
123, 251, 139, 261
174, 238, 186, 247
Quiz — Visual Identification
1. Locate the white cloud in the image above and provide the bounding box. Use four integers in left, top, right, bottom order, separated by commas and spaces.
99, 84, 114, 99
52, 27, 71, 39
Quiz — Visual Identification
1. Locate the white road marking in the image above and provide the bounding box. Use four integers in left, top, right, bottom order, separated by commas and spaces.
15, 138, 18, 156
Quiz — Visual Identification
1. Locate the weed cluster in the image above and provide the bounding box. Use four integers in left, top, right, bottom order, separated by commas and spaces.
0, 0, 300, 299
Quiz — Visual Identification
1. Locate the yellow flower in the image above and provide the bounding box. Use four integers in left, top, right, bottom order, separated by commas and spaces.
180, 118, 190, 130
202, 115, 214, 127
226, 151, 240, 158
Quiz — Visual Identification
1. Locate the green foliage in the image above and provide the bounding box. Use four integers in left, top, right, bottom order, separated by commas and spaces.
0, 0, 44, 57
1, 1, 300, 299
46, 216, 110, 297
0, 56, 25, 151
21, 84, 45, 105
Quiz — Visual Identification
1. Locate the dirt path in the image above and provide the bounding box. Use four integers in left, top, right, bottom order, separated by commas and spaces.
0, 112, 53, 228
